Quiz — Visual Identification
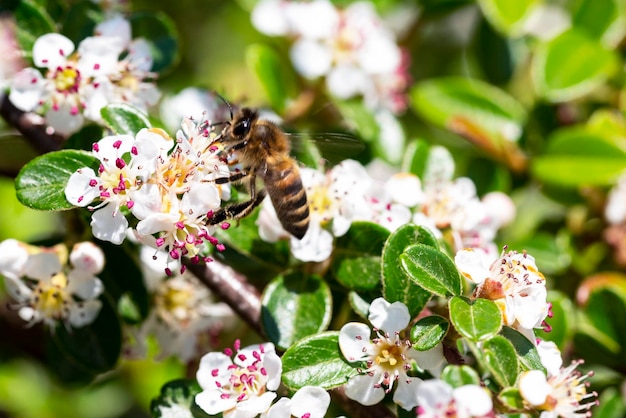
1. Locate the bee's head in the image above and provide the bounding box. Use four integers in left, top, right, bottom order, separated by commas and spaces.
229, 108, 258, 140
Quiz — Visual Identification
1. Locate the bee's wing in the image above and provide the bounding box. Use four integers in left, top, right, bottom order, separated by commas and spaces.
286, 132, 365, 166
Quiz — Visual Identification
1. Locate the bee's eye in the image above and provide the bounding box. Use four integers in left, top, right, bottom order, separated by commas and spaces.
233, 119, 250, 137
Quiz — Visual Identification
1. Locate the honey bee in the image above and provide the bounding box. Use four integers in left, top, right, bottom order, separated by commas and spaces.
208, 107, 310, 240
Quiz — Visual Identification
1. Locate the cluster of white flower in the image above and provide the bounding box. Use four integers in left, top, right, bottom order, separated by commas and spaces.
455, 247, 550, 339
8, 15, 160, 136
0, 239, 104, 329
257, 146, 514, 263
251, 0, 410, 113
194, 340, 332, 418
64, 116, 231, 273
126, 247, 235, 362
519, 340, 598, 417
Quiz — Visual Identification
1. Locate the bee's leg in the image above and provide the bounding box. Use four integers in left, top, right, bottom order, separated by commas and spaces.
207, 189, 267, 225
213, 171, 248, 185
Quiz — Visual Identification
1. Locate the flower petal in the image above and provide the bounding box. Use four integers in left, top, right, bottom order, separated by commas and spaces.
368, 297, 410, 334
90, 203, 129, 245
519, 370, 550, 407
393, 377, 422, 411
65, 167, 101, 207
68, 299, 102, 327
33, 33, 74, 69
344, 374, 385, 406
453, 385, 493, 416
339, 322, 372, 362
8, 68, 45, 111
290, 386, 330, 418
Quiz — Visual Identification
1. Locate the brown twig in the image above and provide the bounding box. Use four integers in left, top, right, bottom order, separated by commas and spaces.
0, 93, 65, 154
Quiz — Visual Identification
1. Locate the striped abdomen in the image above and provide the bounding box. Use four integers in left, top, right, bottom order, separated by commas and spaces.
263, 159, 309, 240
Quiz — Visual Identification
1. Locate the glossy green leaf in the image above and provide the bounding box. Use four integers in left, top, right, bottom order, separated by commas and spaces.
151, 379, 208, 418
262, 273, 332, 350
449, 297, 502, 341
410, 315, 449, 351
246, 44, 297, 113
15, 150, 99, 210
13, 0, 55, 53
477, 0, 539, 36
130, 12, 179, 74
332, 222, 390, 291
498, 387, 525, 412
570, 0, 626, 48
500, 327, 543, 372
483, 335, 519, 388
100, 103, 151, 136
400, 244, 462, 297
441, 365, 480, 387
410, 77, 526, 144
383, 224, 435, 316
281, 332, 359, 390
531, 126, 626, 186
532, 29, 619, 102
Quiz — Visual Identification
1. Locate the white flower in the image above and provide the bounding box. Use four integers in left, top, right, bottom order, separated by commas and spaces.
196, 341, 282, 418
9, 33, 124, 136
251, 0, 409, 113
262, 386, 330, 418
127, 247, 235, 361
65, 130, 171, 245
605, 173, 626, 224
519, 342, 597, 418
0, 17, 25, 90
0, 240, 104, 329
455, 248, 549, 334
339, 297, 445, 410
159, 87, 224, 133
416, 379, 493, 417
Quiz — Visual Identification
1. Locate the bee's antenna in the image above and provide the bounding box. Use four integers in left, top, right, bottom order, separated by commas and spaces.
213, 91, 234, 120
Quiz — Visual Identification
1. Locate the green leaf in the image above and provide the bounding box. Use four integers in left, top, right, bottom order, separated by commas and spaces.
47, 296, 121, 384
532, 29, 620, 102
332, 222, 390, 291
449, 296, 502, 341
15, 150, 99, 210
246, 44, 297, 113
400, 244, 462, 297
570, 0, 626, 48
410, 77, 527, 150
129, 12, 179, 74
498, 387, 525, 412
532, 126, 626, 187
441, 365, 480, 387
410, 315, 449, 351
477, 0, 539, 36
101, 103, 151, 136
500, 327, 544, 372
483, 335, 519, 388
262, 273, 332, 350
383, 224, 435, 317
282, 332, 359, 390
14, 0, 56, 53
